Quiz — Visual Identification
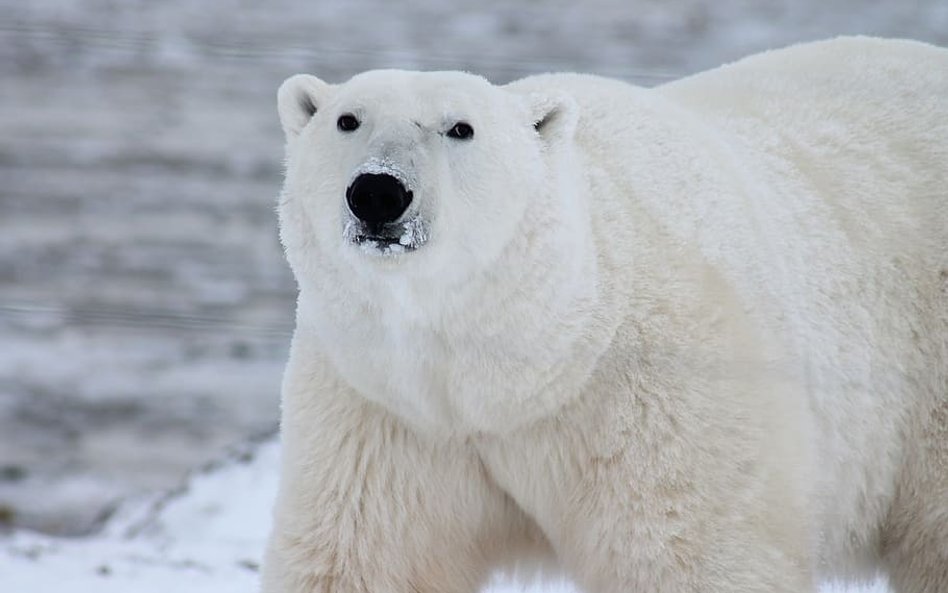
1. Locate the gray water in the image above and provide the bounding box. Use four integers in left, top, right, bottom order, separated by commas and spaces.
1, 0, 946, 535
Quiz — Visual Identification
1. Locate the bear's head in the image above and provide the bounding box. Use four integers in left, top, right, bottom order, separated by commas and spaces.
277, 70, 596, 432
277, 70, 578, 289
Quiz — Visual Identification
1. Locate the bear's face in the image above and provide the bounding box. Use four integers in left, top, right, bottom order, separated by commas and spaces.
277, 70, 587, 432
277, 70, 576, 287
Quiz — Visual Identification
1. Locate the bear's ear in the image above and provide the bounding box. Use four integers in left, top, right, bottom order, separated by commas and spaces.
526, 92, 578, 144
277, 74, 332, 139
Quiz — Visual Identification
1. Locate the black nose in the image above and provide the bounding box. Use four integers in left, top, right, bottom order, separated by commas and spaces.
346, 173, 413, 225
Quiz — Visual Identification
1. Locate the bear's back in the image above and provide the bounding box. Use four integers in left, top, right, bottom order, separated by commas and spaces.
658, 36, 947, 267
657, 36, 947, 370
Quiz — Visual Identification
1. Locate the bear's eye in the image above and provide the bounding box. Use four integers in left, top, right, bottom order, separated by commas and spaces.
446, 122, 474, 140
337, 114, 360, 132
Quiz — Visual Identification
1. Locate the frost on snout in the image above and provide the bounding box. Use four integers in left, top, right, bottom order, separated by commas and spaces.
343, 158, 430, 255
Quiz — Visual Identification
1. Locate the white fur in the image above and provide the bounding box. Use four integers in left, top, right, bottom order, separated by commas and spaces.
263, 37, 948, 593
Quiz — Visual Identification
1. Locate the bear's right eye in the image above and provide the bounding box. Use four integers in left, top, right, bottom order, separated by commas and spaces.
446, 122, 474, 140
337, 114, 360, 132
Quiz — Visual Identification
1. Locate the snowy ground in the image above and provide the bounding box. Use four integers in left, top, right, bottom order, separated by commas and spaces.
0, 0, 945, 590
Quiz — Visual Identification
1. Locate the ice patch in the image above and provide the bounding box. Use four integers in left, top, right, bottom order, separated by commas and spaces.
342, 219, 359, 244
397, 216, 429, 249
343, 215, 430, 256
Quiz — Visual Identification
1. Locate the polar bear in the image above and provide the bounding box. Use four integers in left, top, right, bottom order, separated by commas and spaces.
262, 37, 948, 593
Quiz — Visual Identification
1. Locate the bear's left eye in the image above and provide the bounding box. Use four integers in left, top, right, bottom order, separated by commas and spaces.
446, 122, 474, 140
337, 113, 360, 132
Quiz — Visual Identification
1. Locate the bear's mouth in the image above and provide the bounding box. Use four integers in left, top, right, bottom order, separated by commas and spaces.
343, 217, 429, 256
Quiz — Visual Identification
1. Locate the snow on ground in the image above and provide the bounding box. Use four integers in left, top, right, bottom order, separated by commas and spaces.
0, 438, 278, 593
0, 437, 889, 593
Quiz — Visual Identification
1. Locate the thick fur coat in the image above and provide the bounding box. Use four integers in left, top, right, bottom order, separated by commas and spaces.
262, 37, 948, 593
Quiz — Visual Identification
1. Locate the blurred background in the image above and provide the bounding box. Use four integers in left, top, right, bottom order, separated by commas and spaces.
1, 0, 946, 541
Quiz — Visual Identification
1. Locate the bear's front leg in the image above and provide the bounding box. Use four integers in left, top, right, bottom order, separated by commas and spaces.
260, 346, 538, 593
